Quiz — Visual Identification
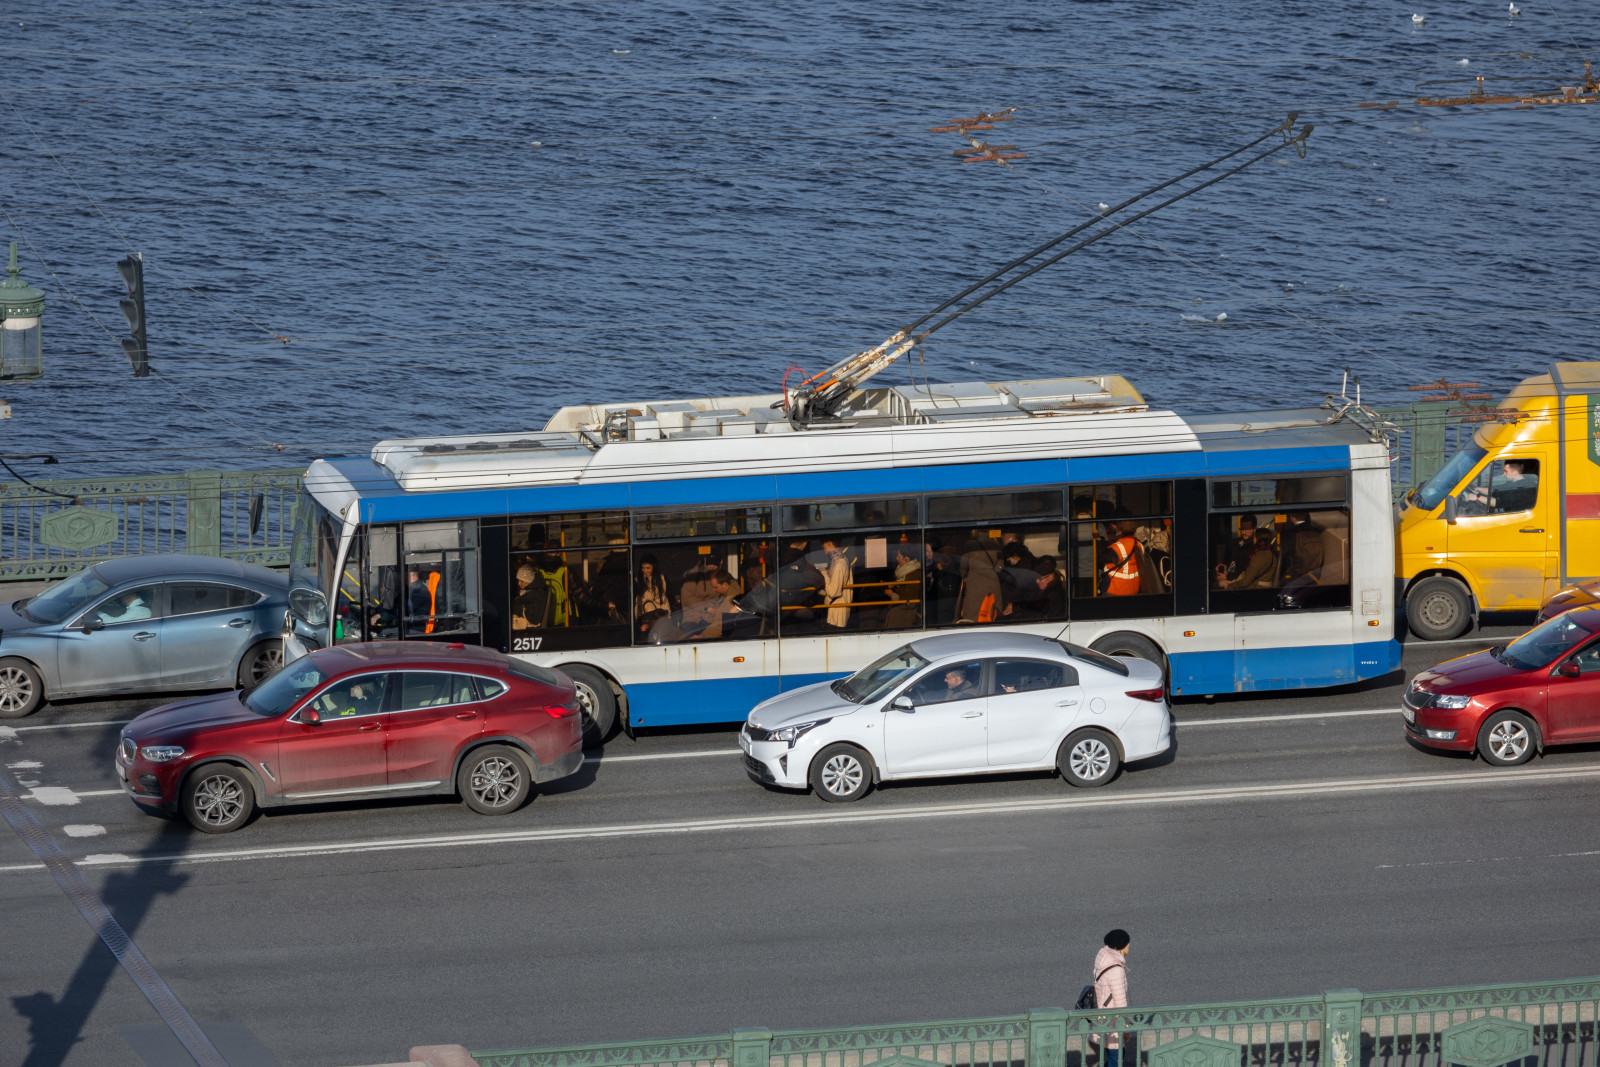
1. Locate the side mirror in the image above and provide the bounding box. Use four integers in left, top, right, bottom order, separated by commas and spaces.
79, 616, 104, 634
1443, 496, 1458, 525
1558, 661, 1581, 679
888, 695, 915, 712
301, 708, 322, 725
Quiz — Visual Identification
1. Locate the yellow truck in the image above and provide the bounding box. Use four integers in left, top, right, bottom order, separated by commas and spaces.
1396, 362, 1600, 639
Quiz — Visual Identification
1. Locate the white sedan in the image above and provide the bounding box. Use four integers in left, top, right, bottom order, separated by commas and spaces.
738, 632, 1172, 801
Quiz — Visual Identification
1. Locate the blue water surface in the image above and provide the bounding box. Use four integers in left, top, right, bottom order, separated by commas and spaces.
2, 0, 1598, 478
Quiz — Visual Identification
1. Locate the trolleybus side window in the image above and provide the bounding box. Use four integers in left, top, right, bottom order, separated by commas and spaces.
781, 505, 929, 636
350, 524, 399, 643
1208, 475, 1351, 613
1068, 481, 1174, 620
402, 520, 481, 643
509, 511, 631, 653
636, 537, 776, 644
923, 491, 1066, 628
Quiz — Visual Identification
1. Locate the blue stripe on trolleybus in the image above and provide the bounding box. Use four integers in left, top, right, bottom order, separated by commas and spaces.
334, 444, 1356, 524
1169, 639, 1400, 696
621, 641, 1400, 726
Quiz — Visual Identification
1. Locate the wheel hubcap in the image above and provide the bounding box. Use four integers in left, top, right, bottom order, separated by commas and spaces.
1489, 721, 1529, 760
0, 667, 33, 711
250, 645, 284, 684
1070, 738, 1112, 781
1420, 593, 1459, 628
471, 756, 522, 808
820, 754, 863, 796
193, 775, 245, 826
572, 683, 599, 733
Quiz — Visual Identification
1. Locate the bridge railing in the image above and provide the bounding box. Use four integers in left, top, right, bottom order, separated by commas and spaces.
471, 977, 1600, 1067
0, 467, 304, 582
1375, 404, 1485, 505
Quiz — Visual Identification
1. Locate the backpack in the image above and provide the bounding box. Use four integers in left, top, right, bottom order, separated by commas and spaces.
1077, 960, 1122, 1011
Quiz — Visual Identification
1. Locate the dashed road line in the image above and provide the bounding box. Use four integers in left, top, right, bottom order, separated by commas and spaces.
4, 763, 1599, 874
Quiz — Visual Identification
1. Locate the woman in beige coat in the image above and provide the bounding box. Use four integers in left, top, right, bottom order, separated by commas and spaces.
821, 539, 854, 629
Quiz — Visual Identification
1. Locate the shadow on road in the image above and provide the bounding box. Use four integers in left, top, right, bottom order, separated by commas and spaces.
6, 775, 205, 1066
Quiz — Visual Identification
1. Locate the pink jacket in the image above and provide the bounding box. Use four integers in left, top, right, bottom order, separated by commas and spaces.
1094, 945, 1128, 1008
1093, 945, 1128, 1047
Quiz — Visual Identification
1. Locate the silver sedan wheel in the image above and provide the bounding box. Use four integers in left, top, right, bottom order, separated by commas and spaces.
1488, 719, 1531, 762
193, 774, 246, 827
820, 753, 864, 797
469, 755, 523, 810
0, 666, 35, 714
249, 644, 283, 685
1069, 737, 1113, 782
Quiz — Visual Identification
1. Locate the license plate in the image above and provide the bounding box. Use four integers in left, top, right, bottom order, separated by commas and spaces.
1402, 706, 1415, 724
738, 730, 752, 754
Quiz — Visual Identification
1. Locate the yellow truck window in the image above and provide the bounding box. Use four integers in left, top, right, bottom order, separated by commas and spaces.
1457, 459, 1540, 517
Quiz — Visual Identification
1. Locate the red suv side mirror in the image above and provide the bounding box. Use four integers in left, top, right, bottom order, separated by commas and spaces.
301, 707, 322, 724
1558, 661, 1581, 679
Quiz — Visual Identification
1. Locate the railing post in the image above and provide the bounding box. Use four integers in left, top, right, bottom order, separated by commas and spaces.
187, 469, 221, 556
1028, 1008, 1069, 1067
731, 1027, 771, 1067
1322, 989, 1362, 1067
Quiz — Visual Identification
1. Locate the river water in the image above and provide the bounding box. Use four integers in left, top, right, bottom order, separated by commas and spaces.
3, 0, 1598, 478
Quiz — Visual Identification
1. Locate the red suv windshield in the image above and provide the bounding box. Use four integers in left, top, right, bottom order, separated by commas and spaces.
1496, 614, 1600, 670
244, 660, 330, 716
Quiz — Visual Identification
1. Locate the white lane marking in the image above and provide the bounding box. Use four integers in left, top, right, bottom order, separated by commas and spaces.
25, 786, 80, 806
584, 749, 730, 764
63, 824, 106, 838
1404, 636, 1506, 649
1181, 707, 1395, 727
0, 726, 16, 742
17, 787, 122, 804
15, 719, 133, 732
5, 763, 1600, 874
1378, 848, 1600, 870
8, 760, 43, 769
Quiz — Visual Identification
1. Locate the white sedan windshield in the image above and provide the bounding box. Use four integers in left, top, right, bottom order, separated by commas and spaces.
836, 647, 930, 703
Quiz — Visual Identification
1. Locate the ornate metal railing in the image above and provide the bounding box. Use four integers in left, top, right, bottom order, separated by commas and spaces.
473, 977, 1600, 1067
0, 468, 304, 581
1375, 404, 1484, 504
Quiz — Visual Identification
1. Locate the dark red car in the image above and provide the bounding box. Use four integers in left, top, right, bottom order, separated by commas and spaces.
1405, 607, 1600, 766
1536, 578, 1600, 624
117, 642, 584, 833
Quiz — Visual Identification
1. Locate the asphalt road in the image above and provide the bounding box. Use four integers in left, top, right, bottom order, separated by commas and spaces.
7, 627, 1600, 1067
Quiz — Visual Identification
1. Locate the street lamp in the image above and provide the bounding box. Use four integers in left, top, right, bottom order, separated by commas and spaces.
0, 242, 45, 380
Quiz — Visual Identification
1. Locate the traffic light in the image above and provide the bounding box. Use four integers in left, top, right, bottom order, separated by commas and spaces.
116, 253, 148, 378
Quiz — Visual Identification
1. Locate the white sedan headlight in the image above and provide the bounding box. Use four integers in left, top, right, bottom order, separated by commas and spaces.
768, 719, 830, 746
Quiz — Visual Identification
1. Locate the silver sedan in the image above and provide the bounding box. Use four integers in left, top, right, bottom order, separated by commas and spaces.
0, 555, 289, 718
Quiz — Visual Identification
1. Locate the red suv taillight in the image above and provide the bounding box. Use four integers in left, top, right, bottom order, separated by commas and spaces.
1126, 688, 1164, 702
545, 703, 578, 718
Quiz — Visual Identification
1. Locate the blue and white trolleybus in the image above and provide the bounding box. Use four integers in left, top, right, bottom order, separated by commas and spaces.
284, 373, 1400, 739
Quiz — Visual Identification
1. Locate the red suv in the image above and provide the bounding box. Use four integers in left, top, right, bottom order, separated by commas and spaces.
1405, 607, 1600, 766
117, 642, 584, 833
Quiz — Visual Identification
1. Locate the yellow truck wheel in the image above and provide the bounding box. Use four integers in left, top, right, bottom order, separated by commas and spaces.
1406, 576, 1472, 641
